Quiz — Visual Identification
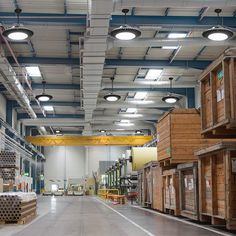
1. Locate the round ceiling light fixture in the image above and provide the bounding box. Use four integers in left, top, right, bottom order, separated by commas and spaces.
2, 8, 33, 41
104, 77, 121, 102
110, 9, 141, 40
202, 9, 234, 41
162, 77, 180, 104
35, 80, 53, 102
135, 130, 142, 134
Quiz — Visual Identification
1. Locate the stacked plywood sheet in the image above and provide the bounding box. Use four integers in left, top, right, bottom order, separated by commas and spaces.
0, 192, 37, 224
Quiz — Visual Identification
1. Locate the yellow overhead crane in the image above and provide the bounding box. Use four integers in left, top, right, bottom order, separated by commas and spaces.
26, 135, 153, 146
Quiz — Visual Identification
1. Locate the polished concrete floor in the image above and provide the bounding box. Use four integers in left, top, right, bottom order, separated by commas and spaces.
0, 196, 233, 236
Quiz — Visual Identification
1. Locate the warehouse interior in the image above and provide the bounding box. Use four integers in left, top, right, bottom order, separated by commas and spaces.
0, 0, 236, 235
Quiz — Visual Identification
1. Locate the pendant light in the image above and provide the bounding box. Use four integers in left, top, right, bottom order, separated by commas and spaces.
202, 9, 234, 41
110, 9, 141, 40
162, 77, 179, 104
2, 8, 33, 41
35, 80, 53, 102
104, 77, 121, 102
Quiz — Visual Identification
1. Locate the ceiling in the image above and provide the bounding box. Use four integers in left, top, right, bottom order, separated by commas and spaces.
0, 0, 235, 136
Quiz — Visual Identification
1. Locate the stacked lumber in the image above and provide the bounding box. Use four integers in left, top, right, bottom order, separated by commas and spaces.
200, 52, 236, 138
0, 192, 37, 224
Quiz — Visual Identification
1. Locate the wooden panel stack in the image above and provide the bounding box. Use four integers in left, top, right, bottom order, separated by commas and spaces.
157, 109, 215, 166
200, 53, 236, 137
143, 161, 162, 209
195, 141, 236, 230
177, 162, 199, 220
163, 169, 180, 216
0, 192, 37, 224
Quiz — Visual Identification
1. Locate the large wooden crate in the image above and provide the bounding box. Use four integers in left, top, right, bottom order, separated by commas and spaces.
163, 168, 180, 216
195, 141, 236, 230
177, 162, 199, 220
157, 108, 215, 165
152, 165, 164, 212
200, 53, 236, 138
137, 169, 144, 206
144, 161, 163, 211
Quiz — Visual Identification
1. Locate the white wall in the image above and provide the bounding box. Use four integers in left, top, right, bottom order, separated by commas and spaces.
12, 109, 18, 130
44, 146, 85, 190
43, 145, 128, 190
87, 146, 128, 176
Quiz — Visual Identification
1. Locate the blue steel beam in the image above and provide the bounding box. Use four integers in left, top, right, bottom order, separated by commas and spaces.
0, 13, 236, 28
18, 113, 84, 119
31, 83, 80, 90
7, 57, 212, 70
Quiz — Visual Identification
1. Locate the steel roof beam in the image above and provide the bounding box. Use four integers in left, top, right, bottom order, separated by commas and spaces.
0, 13, 236, 28
7, 57, 211, 70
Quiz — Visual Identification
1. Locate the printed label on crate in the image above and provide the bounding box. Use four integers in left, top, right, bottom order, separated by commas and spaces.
232, 158, 236, 173
205, 178, 211, 190
166, 147, 171, 156
217, 69, 223, 80
221, 88, 224, 99
188, 178, 194, 190
184, 178, 188, 188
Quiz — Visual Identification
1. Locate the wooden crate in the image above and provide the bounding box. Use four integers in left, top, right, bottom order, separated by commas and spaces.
152, 164, 164, 212
177, 162, 199, 220
200, 54, 236, 137
195, 141, 236, 230
163, 168, 180, 216
157, 108, 216, 165
137, 169, 144, 206
144, 161, 163, 211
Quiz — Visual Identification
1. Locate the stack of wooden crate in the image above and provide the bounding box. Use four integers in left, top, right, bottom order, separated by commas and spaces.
156, 108, 216, 216
194, 52, 236, 230
0, 192, 37, 224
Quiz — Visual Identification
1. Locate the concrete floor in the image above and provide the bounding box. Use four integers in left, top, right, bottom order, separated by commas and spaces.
0, 196, 234, 236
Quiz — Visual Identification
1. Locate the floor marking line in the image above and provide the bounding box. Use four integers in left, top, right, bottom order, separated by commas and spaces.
96, 198, 155, 236
132, 206, 233, 236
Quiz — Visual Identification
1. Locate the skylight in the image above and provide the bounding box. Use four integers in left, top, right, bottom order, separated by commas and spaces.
25, 66, 41, 77
134, 92, 147, 100
145, 69, 163, 80
168, 33, 187, 39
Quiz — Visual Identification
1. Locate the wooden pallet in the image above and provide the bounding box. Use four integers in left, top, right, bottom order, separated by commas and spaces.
0, 210, 37, 225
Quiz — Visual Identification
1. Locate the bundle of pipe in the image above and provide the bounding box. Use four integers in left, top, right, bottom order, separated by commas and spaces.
0, 168, 15, 181
0, 192, 37, 222
0, 151, 17, 168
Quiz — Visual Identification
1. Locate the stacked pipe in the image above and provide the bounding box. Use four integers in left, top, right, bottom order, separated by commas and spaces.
0, 151, 18, 184
0, 151, 17, 168
0, 192, 37, 222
